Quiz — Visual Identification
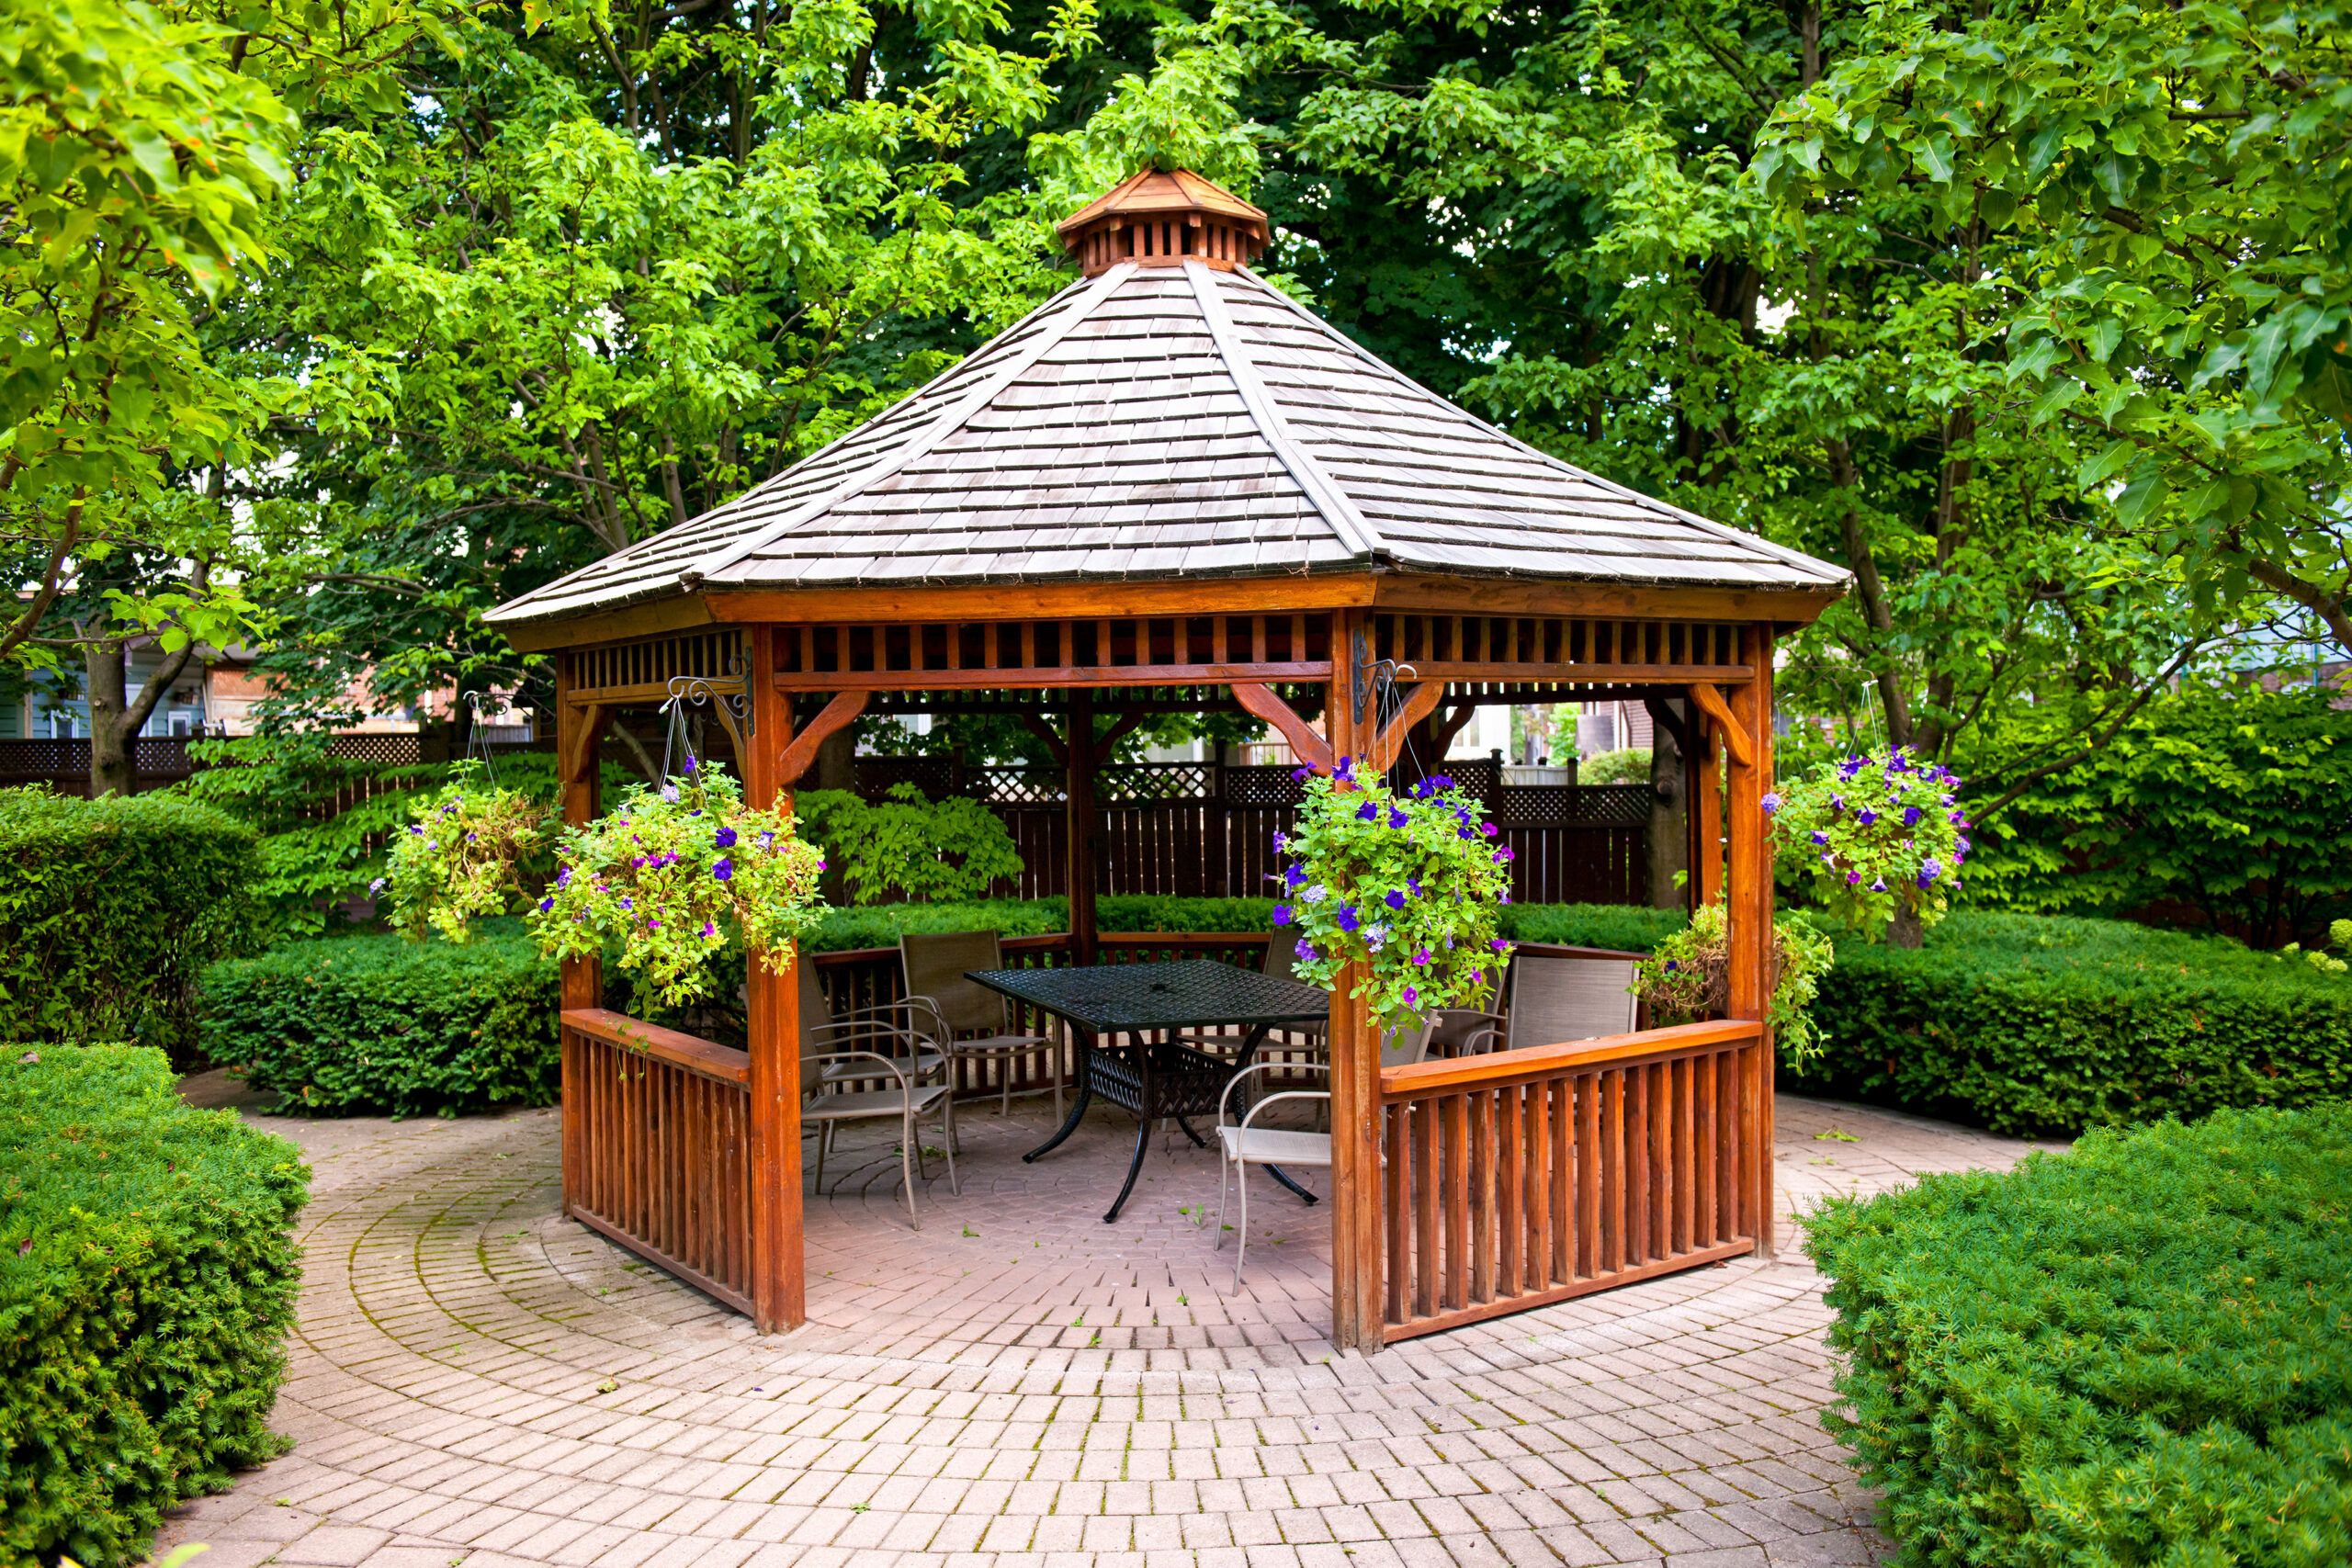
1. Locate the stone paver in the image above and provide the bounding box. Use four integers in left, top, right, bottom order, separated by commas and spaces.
153, 1077, 2057, 1567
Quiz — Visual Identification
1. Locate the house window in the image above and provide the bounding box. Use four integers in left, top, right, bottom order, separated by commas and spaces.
170, 713, 194, 738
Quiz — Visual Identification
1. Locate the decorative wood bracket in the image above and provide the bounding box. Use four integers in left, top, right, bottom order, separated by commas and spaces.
1092, 709, 1150, 766
775, 690, 870, 787
1429, 701, 1478, 760
1686, 682, 1753, 768
1020, 711, 1070, 769
1230, 682, 1333, 773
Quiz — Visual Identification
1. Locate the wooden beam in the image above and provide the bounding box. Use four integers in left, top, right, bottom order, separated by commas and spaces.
774, 690, 869, 787
1230, 682, 1334, 773
497, 593, 718, 652
1325, 608, 1385, 1354
1721, 626, 1773, 1259
707, 575, 1374, 626
1361, 680, 1445, 774
1389, 660, 1750, 686
1067, 691, 1100, 966
554, 661, 604, 1229
1371, 573, 1845, 626
1686, 682, 1754, 768
741, 626, 805, 1333
770, 660, 1329, 693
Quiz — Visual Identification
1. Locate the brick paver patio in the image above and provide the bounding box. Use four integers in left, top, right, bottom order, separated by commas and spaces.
153, 1081, 2056, 1568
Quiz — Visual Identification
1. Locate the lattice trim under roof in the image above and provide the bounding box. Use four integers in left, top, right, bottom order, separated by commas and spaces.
489, 179, 1846, 629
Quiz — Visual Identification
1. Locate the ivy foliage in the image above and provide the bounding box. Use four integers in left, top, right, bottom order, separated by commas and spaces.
0, 786, 257, 1059
0, 1044, 309, 1567
1274, 767, 1517, 1025
795, 784, 1024, 903
201, 923, 560, 1117
1807, 1104, 2352, 1566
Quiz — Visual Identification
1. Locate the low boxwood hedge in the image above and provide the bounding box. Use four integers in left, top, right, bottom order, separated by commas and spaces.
1, 1044, 309, 1568
200, 924, 560, 1116
1807, 1104, 2352, 1566
1792, 913, 2352, 1135
0, 786, 258, 1061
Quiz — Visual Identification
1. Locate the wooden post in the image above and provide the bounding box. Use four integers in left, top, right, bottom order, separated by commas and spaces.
1067, 688, 1099, 965
555, 654, 605, 1220
1327, 609, 1385, 1352
741, 627, 805, 1331
1722, 626, 1775, 1255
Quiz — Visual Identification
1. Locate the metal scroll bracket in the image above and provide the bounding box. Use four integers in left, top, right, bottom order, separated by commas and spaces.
661, 649, 753, 764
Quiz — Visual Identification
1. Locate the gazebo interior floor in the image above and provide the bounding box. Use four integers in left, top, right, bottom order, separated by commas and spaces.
797, 1095, 1337, 1357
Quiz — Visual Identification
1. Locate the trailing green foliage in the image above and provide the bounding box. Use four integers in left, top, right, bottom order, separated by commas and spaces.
200, 925, 558, 1116
1771, 749, 1970, 938
0, 1044, 309, 1568
385, 774, 551, 943
1635, 906, 1836, 1065
167, 736, 633, 940
1807, 1105, 2352, 1566
1966, 683, 2352, 944
796, 785, 1024, 904
1794, 914, 2352, 1135
0, 786, 257, 1060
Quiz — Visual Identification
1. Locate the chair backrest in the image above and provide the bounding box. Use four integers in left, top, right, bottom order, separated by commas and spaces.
1260, 927, 1289, 976
899, 931, 1010, 1035
1379, 1021, 1434, 1069
1506, 953, 1639, 1048
797, 957, 831, 1057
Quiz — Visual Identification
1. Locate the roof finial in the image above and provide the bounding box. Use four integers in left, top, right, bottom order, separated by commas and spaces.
1056, 167, 1271, 276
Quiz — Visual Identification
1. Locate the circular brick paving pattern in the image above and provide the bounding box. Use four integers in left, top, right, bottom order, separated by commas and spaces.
152, 1085, 2056, 1568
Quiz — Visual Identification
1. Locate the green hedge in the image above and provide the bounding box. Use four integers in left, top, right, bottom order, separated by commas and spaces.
1792, 913, 2352, 1135
200, 925, 560, 1116
1807, 1105, 2352, 1566
1, 1044, 309, 1567
806, 896, 1682, 952
0, 787, 258, 1060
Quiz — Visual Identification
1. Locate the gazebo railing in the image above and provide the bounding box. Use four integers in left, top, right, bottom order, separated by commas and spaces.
560, 1008, 755, 1315
1378, 1019, 1764, 1342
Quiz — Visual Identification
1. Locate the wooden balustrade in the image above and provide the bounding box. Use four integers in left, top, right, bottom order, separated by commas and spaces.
1378, 1019, 1764, 1342
562, 1008, 756, 1314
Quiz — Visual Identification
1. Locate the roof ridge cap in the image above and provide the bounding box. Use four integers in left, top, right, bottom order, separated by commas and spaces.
1227, 267, 1845, 583
1182, 259, 1381, 568
685, 263, 1138, 588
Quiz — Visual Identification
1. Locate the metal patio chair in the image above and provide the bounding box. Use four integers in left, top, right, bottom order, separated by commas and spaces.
1454, 953, 1641, 1055
802, 1013, 958, 1230
899, 931, 1060, 1118
799, 959, 959, 1153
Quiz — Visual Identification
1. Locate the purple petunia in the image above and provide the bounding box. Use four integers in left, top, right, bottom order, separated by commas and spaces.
1857, 807, 1879, 826
1847, 870, 1862, 886
369, 876, 387, 896
1292, 765, 1311, 783
408, 824, 424, 836
1336, 904, 1361, 933
1385, 889, 1407, 910
1335, 754, 1356, 781
1403, 985, 1419, 1007
1917, 859, 1942, 888
716, 826, 738, 849
1295, 937, 1318, 963
1494, 847, 1515, 863
1388, 807, 1409, 829
660, 783, 680, 804
1760, 792, 1783, 814
712, 858, 733, 882
1903, 806, 1923, 828
701, 921, 716, 938
1481, 821, 1498, 838
1871, 877, 1887, 893
1285, 863, 1307, 890
538, 897, 553, 912
619, 897, 633, 911
1664, 959, 1679, 972
1458, 824, 1476, 840
1488, 937, 1510, 953
557, 865, 573, 887
1357, 799, 1380, 822
1272, 903, 1294, 927
1811, 829, 1830, 846
1412, 947, 1431, 966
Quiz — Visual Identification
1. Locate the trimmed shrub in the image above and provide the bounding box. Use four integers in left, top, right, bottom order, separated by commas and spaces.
1, 1044, 309, 1568
1793, 912, 2352, 1135
200, 925, 560, 1116
0, 786, 258, 1060
1807, 1105, 2352, 1566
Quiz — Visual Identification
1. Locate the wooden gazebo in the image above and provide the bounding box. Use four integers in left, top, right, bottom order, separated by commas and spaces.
489, 167, 1846, 1350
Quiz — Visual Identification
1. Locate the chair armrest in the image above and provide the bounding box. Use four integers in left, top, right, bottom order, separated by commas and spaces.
800, 1049, 915, 1096
1217, 1059, 1329, 1125
1238, 1089, 1332, 1134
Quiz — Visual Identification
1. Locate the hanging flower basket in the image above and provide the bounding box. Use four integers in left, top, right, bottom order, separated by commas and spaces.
527, 763, 827, 1008
1632, 904, 1835, 1065
1272, 760, 1515, 1026
382, 774, 552, 943
1769, 746, 1971, 938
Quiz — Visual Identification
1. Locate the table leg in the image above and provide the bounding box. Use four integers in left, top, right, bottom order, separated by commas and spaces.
1233, 1026, 1320, 1207
1023, 1035, 1093, 1164
1104, 1114, 1153, 1223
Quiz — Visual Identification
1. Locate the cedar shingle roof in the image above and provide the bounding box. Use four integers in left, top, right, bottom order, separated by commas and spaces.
488, 256, 1844, 626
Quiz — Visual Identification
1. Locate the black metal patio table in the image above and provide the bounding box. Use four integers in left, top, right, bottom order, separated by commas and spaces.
966, 959, 1329, 1222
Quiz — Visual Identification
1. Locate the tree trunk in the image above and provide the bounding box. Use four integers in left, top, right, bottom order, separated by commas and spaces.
85, 644, 136, 796
813, 723, 856, 904
1646, 701, 1689, 909
1887, 906, 1924, 949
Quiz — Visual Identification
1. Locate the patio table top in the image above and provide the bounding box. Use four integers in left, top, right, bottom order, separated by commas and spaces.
966, 958, 1327, 1036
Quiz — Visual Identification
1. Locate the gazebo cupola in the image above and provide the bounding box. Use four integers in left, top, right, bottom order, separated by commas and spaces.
1056, 166, 1271, 275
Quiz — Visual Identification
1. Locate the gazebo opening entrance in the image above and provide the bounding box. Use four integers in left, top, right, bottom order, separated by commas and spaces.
492, 168, 1844, 1352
